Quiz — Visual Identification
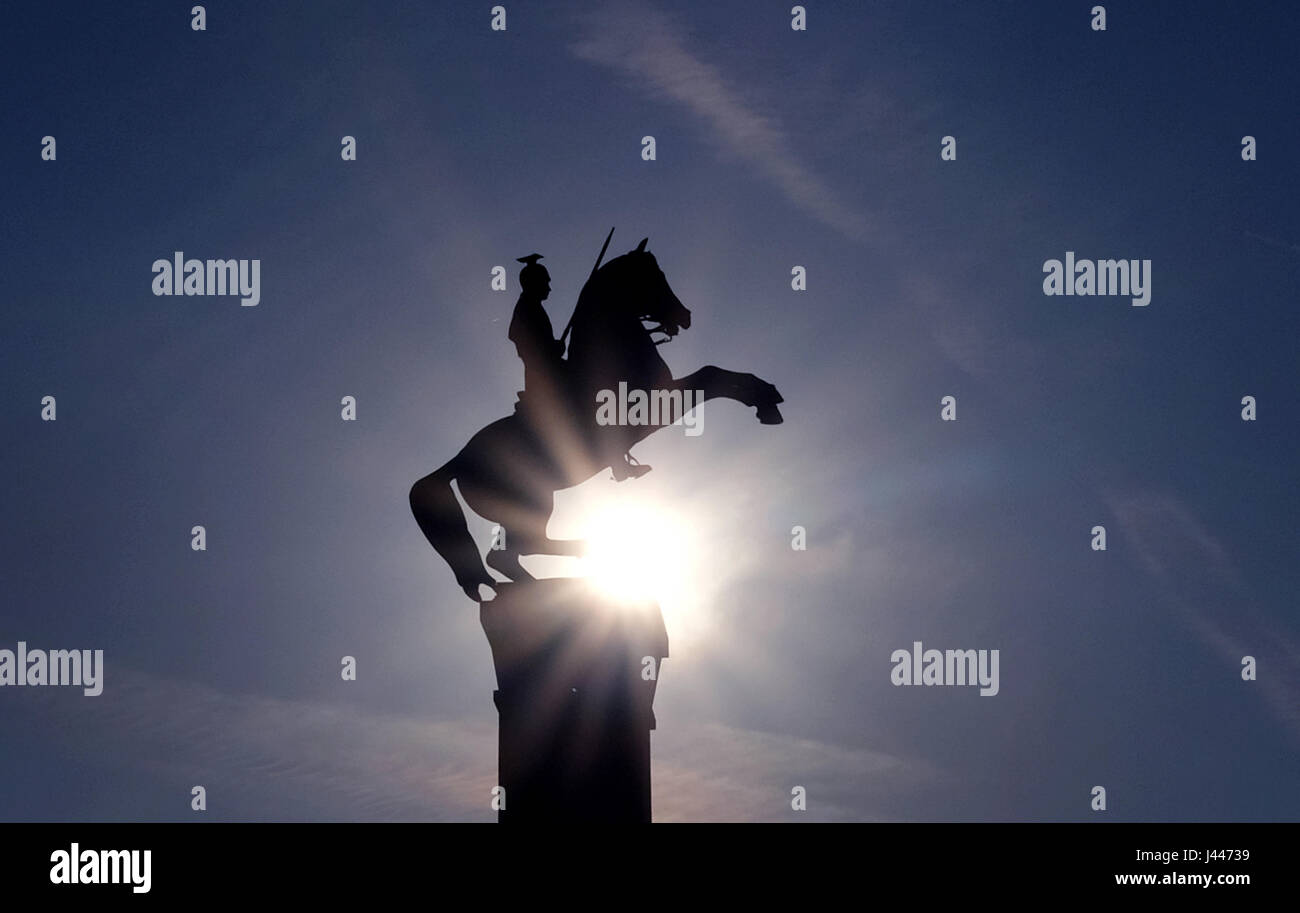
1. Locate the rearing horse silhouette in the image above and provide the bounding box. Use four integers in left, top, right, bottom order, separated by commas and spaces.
409, 237, 784, 601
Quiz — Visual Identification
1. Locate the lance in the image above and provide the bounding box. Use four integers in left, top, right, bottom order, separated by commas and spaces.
559, 226, 615, 347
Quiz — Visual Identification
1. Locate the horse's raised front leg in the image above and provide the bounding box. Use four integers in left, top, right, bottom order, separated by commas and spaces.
675, 365, 784, 425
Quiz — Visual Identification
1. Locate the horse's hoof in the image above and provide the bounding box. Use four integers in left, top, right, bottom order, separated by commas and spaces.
463, 582, 497, 602
756, 403, 784, 424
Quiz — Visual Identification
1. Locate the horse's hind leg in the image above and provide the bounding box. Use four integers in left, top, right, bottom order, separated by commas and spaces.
485, 535, 529, 583
501, 491, 588, 562
461, 484, 585, 583
455, 475, 529, 584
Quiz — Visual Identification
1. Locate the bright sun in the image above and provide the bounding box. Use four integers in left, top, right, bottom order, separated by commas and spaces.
578, 500, 694, 606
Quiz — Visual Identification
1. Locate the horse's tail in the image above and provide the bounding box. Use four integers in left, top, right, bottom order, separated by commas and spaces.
409, 455, 494, 601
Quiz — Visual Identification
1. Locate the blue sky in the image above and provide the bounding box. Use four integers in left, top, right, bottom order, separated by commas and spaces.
2, 1, 1298, 821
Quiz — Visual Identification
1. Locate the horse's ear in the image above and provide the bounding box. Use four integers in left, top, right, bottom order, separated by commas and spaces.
635, 237, 648, 252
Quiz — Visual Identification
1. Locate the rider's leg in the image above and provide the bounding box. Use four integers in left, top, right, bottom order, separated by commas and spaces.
596, 425, 651, 481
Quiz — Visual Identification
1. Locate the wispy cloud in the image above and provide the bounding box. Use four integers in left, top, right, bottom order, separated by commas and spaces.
1108, 491, 1300, 744
1244, 229, 1300, 256
11, 666, 931, 821
12, 668, 497, 821
571, 0, 874, 242
654, 722, 939, 822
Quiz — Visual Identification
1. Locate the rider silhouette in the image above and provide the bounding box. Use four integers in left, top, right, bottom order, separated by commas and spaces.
508, 254, 565, 410
509, 253, 648, 482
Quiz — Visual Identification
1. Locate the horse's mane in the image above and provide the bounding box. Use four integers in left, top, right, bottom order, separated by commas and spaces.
569, 253, 629, 335
565, 252, 640, 366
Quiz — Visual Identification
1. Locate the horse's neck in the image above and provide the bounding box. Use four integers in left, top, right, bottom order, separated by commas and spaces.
571, 275, 644, 361
571, 309, 655, 371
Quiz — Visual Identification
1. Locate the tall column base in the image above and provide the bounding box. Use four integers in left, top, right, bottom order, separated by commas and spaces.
480, 577, 669, 823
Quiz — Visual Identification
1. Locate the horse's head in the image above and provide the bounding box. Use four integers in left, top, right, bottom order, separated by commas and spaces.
618, 237, 691, 341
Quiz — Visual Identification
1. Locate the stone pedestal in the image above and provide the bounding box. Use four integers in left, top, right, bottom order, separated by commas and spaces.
479, 577, 669, 823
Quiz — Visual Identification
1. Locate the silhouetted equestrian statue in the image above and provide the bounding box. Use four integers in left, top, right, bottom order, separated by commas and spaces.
409, 230, 784, 822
